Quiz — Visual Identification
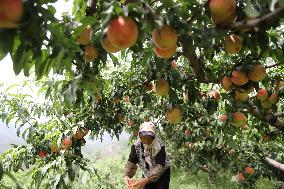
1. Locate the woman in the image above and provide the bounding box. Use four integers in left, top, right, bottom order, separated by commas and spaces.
124, 122, 170, 189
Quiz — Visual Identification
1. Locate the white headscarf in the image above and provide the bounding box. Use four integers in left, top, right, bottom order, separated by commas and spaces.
139, 122, 161, 169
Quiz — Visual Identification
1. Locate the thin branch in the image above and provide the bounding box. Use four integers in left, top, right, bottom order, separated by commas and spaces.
265, 62, 284, 69
265, 157, 284, 172
232, 6, 284, 30
186, 9, 202, 25
274, 112, 284, 118
246, 99, 284, 132
180, 46, 209, 83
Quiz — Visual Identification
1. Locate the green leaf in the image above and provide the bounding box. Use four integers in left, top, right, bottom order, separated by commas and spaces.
0, 163, 3, 181
228, 140, 239, 150
245, 0, 260, 17
0, 29, 15, 61
12, 45, 31, 75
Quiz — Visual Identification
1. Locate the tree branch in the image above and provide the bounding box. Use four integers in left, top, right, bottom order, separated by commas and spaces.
274, 112, 284, 118
265, 157, 284, 172
180, 48, 209, 83
232, 6, 284, 30
186, 9, 202, 26
246, 99, 284, 132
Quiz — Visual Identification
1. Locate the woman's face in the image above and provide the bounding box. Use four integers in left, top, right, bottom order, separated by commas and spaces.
140, 135, 154, 145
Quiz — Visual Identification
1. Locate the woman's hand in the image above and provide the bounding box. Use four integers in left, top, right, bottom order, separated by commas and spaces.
124, 176, 132, 188
132, 177, 150, 188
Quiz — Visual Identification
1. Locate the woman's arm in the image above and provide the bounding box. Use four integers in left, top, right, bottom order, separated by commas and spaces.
124, 145, 139, 178
124, 161, 138, 178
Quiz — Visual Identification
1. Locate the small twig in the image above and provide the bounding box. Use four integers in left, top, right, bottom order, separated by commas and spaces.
274, 112, 284, 118
246, 99, 284, 132
265, 62, 283, 69
232, 6, 284, 29
186, 8, 202, 25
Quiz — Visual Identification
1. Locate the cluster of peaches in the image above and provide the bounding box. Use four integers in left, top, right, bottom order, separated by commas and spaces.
218, 68, 283, 128
76, 15, 179, 61
222, 64, 282, 107
38, 127, 89, 159
237, 166, 255, 182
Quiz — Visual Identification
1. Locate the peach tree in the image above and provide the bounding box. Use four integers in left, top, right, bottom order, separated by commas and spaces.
0, 0, 284, 188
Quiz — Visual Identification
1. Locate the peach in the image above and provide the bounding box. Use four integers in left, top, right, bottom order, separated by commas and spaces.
155, 80, 170, 96
275, 81, 284, 91
238, 173, 245, 182
0, 20, 19, 28
107, 16, 138, 49
145, 82, 154, 91
38, 150, 48, 159
100, 36, 120, 53
51, 144, 60, 153
171, 60, 178, 69
231, 70, 249, 86
242, 125, 249, 130
124, 95, 130, 102
219, 114, 228, 122
62, 137, 72, 149
154, 45, 176, 59
232, 112, 247, 127
76, 26, 92, 45
210, 91, 221, 101
212, 11, 236, 26
248, 64, 266, 82
234, 90, 248, 102
166, 107, 182, 124
228, 149, 235, 156
209, 0, 236, 19
184, 129, 191, 137
221, 76, 232, 91
127, 120, 135, 126
244, 167, 254, 175
74, 129, 85, 139
268, 94, 278, 104
224, 35, 242, 54
84, 46, 98, 61
152, 24, 177, 50
257, 88, 268, 101
0, 0, 23, 28
83, 128, 89, 136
